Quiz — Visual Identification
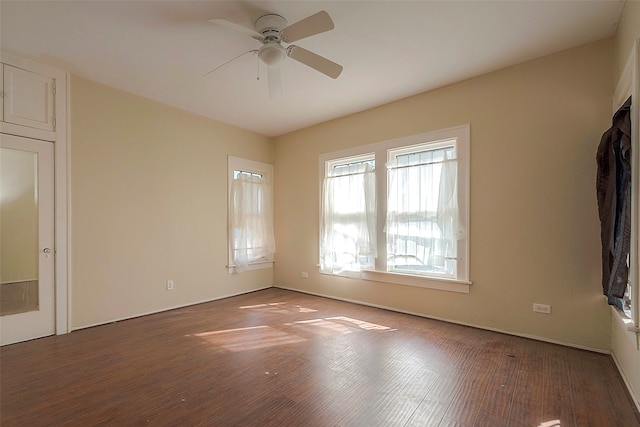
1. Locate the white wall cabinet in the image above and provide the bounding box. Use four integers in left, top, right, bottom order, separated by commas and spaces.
0, 66, 3, 122
0, 54, 58, 142
3, 64, 55, 132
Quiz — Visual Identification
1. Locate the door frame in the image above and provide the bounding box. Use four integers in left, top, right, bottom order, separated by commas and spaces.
1, 50, 69, 336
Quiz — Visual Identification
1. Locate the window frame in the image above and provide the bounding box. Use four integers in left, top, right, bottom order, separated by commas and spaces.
319, 125, 471, 293
227, 156, 274, 273
325, 153, 376, 177
386, 140, 460, 279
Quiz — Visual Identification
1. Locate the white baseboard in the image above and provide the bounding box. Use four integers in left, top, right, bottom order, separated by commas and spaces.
70, 286, 273, 331
611, 345, 640, 414
74, 284, 612, 355
274, 285, 610, 355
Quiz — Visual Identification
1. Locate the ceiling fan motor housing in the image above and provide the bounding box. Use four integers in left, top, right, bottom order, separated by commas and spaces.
255, 14, 288, 66
255, 14, 287, 40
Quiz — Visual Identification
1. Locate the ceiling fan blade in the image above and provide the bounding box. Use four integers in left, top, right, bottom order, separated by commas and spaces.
267, 64, 283, 99
287, 45, 343, 79
281, 11, 334, 43
208, 18, 262, 39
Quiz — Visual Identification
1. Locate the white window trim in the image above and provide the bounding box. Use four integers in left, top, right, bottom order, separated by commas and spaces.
319, 124, 471, 293
632, 39, 640, 331
609, 40, 639, 331
325, 153, 376, 176
227, 156, 274, 274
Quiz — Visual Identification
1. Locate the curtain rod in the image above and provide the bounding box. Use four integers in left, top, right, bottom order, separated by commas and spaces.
326, 158, 458, 178
388, 157, 457, 170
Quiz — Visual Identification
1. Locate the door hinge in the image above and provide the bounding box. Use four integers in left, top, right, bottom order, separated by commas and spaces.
53, 83, 56, 95
53, 116, 56, 130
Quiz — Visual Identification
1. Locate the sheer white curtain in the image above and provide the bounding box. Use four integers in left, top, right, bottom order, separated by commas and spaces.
437, 151, 465, 257
386, 148, 464, 276
230, 174, 275, 272
320, 163, 376, 275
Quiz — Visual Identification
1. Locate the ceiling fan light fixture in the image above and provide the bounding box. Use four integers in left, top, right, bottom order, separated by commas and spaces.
258, 43, 286, 66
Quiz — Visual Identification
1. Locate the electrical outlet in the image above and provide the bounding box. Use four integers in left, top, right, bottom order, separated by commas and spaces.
533, 303, 551, 314
166, 280, 174, 291
301, 272, 309, 278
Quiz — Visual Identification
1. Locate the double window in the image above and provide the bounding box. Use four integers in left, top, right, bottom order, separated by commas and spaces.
320, 125, 470, 290
228, 156, 275, 273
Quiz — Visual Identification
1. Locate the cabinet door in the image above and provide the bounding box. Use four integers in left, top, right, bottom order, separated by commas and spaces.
3, 65, 55, 132
0, 65, 3, 122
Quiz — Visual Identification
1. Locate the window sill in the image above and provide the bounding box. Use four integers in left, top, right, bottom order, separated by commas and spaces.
611, 304, 639, 333
361, 270, 470, 293
227, 261, 274, 274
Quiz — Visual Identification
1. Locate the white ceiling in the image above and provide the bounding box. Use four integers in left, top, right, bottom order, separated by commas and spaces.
0, 1, 625, 137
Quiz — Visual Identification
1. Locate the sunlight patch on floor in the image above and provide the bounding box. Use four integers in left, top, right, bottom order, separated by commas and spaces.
293, 316, 393, 335
239, 302, 318, 314
192, 325, 306, 352
327, 316, 393, 331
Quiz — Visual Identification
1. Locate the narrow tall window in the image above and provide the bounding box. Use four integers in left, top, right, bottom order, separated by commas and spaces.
228, 157, 275, 272
320, 154, 376, 275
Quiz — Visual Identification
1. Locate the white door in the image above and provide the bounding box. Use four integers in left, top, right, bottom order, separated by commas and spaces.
0, 133, 55, 345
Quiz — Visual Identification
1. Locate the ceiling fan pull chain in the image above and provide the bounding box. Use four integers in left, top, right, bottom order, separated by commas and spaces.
204, 49, 259, 78
257, 53, 260, 81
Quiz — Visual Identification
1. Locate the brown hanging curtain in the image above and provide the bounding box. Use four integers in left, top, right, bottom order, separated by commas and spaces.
596, 96, 632, 303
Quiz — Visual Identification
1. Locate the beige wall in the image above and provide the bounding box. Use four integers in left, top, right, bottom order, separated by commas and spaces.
273, 39, 613, 351
615, 0, 640, 82
611, 0, 640, 411
1, 148, 37, 282
70, 76, 274, 328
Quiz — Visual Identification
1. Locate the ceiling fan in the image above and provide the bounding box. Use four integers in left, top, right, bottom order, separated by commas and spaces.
207, 10, 343, 99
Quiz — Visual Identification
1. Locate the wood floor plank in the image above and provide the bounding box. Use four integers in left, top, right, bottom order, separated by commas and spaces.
542, 344, 577, 426
504, 337, 547, 426
471, 335, 525, 426
404, 325, 495, 426
1, 288, 638, 426
438, 333, 507, 425
569, 350, 640, 427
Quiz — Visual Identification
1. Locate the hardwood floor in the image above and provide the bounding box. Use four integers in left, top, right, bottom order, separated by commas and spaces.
1, 287, 638, 426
